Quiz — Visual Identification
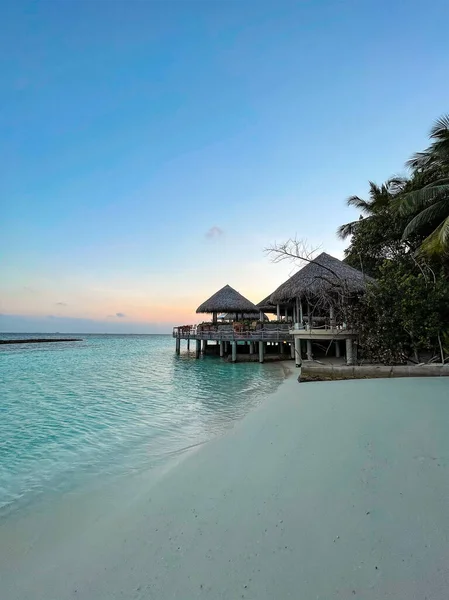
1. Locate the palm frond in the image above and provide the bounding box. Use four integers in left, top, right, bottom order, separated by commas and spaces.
395, 184, 449, 216
419, 216, 449, 256
430, 114, 449, 138
388, 176, 409, 195
337, 220, 362, 240
346, 195, 371, 212
367, 181, 382, 199
406, 151, 433, 171
402, 200, 448, 239
408, 115, 449, 173
423, 177, 449, 188
442, 215, 449, 247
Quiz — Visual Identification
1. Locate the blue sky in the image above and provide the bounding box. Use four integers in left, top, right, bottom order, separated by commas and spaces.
1, 0, 448, 333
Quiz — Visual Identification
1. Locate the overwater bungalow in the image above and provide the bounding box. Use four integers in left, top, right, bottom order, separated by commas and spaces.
173, 284, 293, 362
269, 252, 373, 365
173, 255, 372, 365
196, 284, 261, 324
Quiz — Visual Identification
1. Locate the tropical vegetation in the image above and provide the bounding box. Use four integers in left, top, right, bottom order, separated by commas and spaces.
340, 114, 449, 363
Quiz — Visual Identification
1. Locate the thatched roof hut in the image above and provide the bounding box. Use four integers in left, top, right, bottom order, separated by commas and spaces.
270, 252, 373, 304
196, 284, 259, 315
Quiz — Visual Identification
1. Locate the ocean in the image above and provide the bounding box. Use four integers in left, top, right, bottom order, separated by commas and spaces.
0, 334, 285, 517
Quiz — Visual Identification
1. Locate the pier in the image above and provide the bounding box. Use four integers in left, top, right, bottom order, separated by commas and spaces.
173, 325, 293, 363
174, 256, 372, 366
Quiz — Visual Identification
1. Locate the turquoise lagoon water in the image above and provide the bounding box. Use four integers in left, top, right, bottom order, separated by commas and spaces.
0, 334, 285, 516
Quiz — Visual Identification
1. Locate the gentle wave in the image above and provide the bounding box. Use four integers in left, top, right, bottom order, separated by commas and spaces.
0, 334, 284, 515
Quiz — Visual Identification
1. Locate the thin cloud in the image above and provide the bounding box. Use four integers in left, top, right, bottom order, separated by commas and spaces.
205, 226, 224, 239
56, 302, 68, 306
107, 312, 126, 318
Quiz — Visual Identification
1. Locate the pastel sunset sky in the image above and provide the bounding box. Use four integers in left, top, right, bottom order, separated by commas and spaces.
1, 0, 448, 333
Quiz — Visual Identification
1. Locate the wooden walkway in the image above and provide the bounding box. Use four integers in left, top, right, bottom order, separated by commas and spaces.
173, 327, 293, 343
173, 326, 293, 363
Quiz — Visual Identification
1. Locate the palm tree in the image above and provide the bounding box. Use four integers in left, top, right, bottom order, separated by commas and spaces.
337, 178, 407, 239
396, 115, 449, 255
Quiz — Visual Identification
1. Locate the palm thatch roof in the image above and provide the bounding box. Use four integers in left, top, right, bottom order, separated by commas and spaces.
270, 252, 373, 303
257, 294, 294, 312
257, 295, 276, 312
196, 284, 259, 314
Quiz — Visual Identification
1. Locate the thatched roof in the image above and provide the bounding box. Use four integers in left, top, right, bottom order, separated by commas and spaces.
257, 295, 276, 312
196, 284, 259, 314
270, 252, 373, 303
257, 294, 294, 312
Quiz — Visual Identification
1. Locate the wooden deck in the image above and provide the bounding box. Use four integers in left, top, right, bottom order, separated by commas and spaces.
173, 325, 358, 365
290, 327, 356, 340
173, 327, 293, 342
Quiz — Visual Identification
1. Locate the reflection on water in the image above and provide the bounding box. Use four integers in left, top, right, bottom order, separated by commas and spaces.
0, 335, 284, 515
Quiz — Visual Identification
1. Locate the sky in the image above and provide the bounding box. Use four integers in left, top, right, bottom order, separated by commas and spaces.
1, 0, 448, 333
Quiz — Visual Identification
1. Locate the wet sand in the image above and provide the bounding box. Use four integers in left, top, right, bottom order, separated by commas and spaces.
1, 375, 448, 599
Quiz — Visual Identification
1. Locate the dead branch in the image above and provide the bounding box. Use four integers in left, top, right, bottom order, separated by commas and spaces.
265, 237, 345, 285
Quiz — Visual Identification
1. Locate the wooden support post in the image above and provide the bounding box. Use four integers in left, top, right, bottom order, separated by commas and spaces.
284, 307, 288, 321
307, 340, 313, 361
329, 305, 335, 329
299, 301, 303, 326
294, 337, 301, 367
175, 337, 180, 355
259, 310, 264, 322
277, 304, 280, 320
195, 339, 201, 359
335, 340, 341, 358
219, 341, 224, 357
201, 339, 207, 353
345, 338, 354, 365
290, 341, 295, 359
249, 341, 254, 354
187, 338, 190, 351
259, 341, 264, 363
231, 341, 237, 363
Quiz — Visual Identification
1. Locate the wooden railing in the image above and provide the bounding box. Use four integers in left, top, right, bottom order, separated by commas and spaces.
173, 326, 293, 341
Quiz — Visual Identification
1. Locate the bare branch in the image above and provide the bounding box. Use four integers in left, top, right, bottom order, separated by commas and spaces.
265, 237, 343, 281
265, 237, 321, 269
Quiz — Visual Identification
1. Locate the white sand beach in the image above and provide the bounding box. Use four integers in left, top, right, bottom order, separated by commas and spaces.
1, 373, 448, 599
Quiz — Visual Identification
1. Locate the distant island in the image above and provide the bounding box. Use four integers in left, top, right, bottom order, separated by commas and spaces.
0, 338, 82, 345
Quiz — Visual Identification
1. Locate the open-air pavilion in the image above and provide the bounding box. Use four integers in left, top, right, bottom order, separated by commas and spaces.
173, 254, 373, 365
269, 252, 373, 365
196, 284, 261, 324
174, 284, 293, 362
256, 295, 297, 322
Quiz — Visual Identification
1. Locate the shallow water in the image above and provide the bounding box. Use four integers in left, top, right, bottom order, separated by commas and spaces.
0, 334, 285, 516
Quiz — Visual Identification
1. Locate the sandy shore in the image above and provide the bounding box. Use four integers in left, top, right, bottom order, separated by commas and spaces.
1, 374, 448, 599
